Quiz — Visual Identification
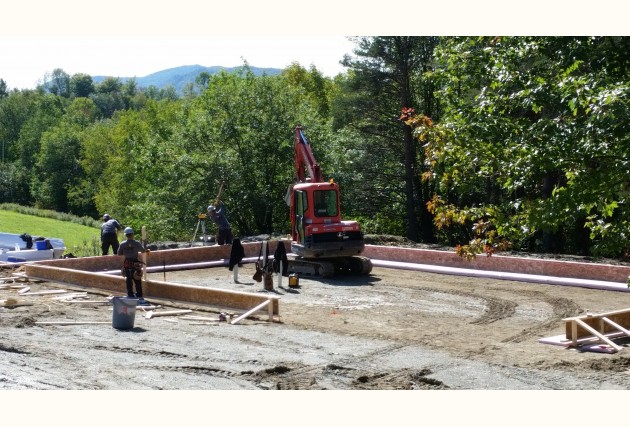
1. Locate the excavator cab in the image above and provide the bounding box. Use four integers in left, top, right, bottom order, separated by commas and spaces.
290, 179, 365, 260
291, 181, 341, 246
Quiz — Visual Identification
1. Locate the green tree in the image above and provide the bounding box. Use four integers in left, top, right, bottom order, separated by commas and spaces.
0, 162, 30, 204
15, 94, 64, 173
0, 90, 45, 163
43, 68, 71, 97
70, 73, 95, 98
89, 66, 326, 241
0, 79, 8, 98
282, 62, 336, 118
31, 122, 83, 212
419, 36, 630, 257
338, 36, 440, 241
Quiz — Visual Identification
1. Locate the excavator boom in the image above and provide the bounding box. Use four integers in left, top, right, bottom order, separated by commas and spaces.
294, 126, 324, 183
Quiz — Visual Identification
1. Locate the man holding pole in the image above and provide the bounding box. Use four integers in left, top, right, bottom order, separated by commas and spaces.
207, 201, 233, 245
207, 181, 233, 245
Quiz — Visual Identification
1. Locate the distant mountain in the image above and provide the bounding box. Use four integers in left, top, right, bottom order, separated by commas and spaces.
92, 64, 282, 94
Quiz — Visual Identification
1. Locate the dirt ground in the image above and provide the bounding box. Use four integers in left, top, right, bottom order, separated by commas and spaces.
2, 259, 630, 391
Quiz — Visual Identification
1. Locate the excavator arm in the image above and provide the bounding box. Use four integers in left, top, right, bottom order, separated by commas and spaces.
294, 125, 324, 183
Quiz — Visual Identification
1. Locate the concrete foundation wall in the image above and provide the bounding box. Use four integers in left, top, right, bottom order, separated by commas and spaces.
363, 245, 630, 283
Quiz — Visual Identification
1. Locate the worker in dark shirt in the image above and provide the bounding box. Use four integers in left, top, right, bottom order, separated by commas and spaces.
207, 201, 233, 245
101, 214, 122, 255
117, 227, 149, 305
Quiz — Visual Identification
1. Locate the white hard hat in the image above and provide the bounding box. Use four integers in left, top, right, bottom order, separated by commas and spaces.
207, 205, 216, 213
124, 227, 134, 235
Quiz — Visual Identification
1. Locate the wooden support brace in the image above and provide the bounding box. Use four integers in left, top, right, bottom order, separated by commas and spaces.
602, 317, 630, 337
574, 318, 623, 352
231, 299, 271, 325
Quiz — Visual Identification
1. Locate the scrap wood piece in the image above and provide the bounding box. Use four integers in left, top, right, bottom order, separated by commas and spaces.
188, 322, 218, 326
180, 315, 221, 322
137, 305, 161, 311
1, 298, 34, 308
65, 300, 111, 304
17, 286, 31, 294
51, 292, 88, 300
145, 309, 192, 319
35, 321, 110, 326
231, 300, 271, 325
22, 290, 67, 296
573, 318, 623, 352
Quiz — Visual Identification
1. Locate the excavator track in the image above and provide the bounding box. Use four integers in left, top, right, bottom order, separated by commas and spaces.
287, 256, 372, 278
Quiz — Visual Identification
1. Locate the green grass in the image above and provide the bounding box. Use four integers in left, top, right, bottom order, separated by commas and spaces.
0, 209, 102, 256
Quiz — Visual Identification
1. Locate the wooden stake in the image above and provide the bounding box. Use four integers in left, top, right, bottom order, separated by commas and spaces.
276, 261, 283, 288
141, 226, 147, 281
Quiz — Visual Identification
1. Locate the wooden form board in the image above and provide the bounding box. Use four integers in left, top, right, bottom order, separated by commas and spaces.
564, 308, 630, 351
23, 264, 280, 317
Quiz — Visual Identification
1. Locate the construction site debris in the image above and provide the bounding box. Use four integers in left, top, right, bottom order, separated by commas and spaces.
145, 309, 192, 319
21, 290, 68, 296
35, 321, 110, 326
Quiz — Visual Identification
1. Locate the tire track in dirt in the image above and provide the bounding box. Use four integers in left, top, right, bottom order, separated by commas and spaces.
241, 344, 437, 390
244, 362, 448, 390
408, 286, 518, 325
410, 285, 581, 342
500, 290, 582, 343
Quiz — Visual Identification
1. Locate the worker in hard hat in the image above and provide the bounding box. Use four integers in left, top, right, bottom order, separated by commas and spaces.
207, 201, 233, 245
117, 227, 150, 305
100, 213, 122, 255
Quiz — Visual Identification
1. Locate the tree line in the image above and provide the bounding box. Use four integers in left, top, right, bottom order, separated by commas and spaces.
1, 37, 629, 259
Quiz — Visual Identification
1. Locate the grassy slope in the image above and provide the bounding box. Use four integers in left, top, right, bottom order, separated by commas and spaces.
0, 210, 101, 255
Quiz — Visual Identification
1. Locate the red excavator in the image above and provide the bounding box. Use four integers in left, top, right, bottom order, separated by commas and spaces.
286, 125, 372, 277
